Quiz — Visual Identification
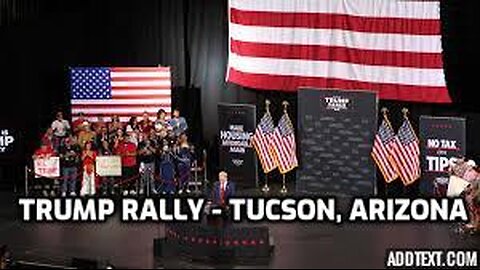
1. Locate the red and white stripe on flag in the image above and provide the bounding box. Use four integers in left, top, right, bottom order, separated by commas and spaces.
271, 114, 298, 174
371, 135, 398, 183
394, 119, 421, 185
391, 139, 420, 186
251, 131, 277, 173
227, 0, 451, 103
251, 113, 278, 173
72, 67, 171, 122
272, 131, 298, 174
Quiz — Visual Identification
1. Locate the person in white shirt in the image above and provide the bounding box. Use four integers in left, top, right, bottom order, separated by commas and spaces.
51, 111, 71, 151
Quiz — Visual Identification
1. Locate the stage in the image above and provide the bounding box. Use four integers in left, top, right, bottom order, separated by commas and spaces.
1, 192, 478, 269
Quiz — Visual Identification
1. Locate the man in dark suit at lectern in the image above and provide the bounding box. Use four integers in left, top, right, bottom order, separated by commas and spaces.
211, 171, 236, 208
207, 171, 236, 227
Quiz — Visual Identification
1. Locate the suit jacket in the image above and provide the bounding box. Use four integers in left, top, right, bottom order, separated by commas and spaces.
211, 181, 235, 206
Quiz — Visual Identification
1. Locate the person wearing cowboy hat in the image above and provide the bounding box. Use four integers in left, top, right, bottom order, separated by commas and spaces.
77, 122, 95, 149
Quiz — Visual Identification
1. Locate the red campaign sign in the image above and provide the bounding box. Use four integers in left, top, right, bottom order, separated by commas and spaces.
34, 157, 60, 178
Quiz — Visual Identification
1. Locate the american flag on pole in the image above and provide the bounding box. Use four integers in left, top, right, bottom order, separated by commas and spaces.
227, 0, 451, 103
251, 112, 277, 173
272, 112, 298, 174
394, 117, 421, 185
70, 67, 171, 122
371, 119, 398, 183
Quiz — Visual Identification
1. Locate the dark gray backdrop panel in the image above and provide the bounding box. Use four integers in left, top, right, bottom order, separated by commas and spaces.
419, 116, 466, 196
218, 103, 257, 188
296, 89, 377, 196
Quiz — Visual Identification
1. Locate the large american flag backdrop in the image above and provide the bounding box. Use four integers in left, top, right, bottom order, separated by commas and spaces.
70, 67, 171, 122
227, 0, 451, 103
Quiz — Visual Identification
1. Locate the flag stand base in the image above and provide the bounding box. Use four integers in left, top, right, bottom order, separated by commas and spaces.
280, 174, 287, 194
262, 184, 270, 193
262, 175, 270, 193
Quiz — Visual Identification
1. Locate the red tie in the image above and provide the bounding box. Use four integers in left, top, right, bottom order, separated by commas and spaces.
220, 183, 225, 205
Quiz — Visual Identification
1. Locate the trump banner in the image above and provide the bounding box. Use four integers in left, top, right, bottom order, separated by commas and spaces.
419, 116, 466, 196
34, 157, 60, 178
218, 103, 257, 188
96, 156, 122, 177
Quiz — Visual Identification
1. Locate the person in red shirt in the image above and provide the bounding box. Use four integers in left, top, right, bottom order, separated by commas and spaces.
33, 143, 56, 158
114, 135, 138, 195
80, 141, 97, 196
139, 111, 153, 135
40, 128, 54, 148
72, 112, 88, 134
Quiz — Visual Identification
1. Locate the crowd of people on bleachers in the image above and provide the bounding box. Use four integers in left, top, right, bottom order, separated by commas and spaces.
32, 109, 196, 197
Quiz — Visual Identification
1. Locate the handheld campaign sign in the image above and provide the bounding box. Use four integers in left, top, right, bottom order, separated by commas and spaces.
446, 176, 470, 197
34, 157, 60, 178
96, 156, 122, 176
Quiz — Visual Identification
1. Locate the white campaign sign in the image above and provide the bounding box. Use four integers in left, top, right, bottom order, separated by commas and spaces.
96, 156, 122, 177
447, 176, 470, 197
34, 157, 60, 178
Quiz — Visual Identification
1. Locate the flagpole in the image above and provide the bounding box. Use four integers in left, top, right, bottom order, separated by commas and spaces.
262, 173, 270, 193
382, 107, 394, 132
381, 107, 390, 197
280, 101, 290, 194
261, 99, 272, 193
280, 174, 287, 194
402, 108, 417, 140
401, 107, 416, 193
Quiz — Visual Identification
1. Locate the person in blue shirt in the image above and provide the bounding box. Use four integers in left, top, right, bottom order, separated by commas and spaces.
168, 109, 188, 137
